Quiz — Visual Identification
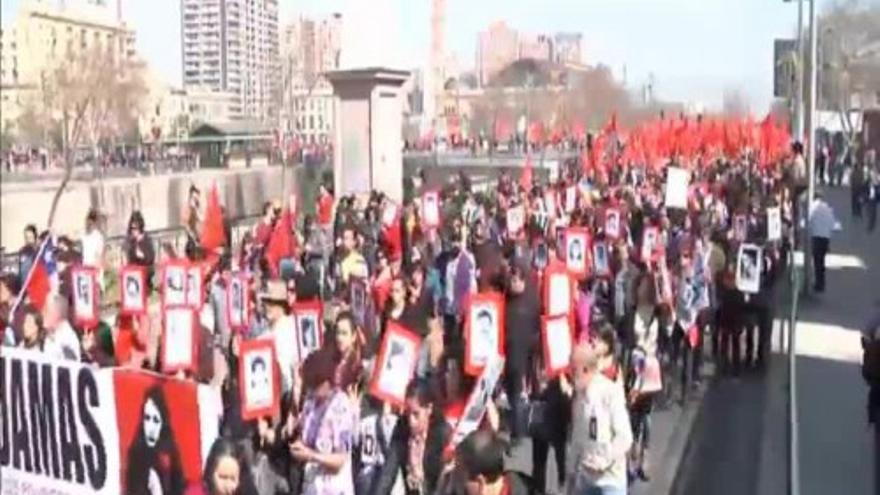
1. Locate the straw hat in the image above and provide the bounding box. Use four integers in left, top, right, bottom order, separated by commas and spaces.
259, 280, 288, 305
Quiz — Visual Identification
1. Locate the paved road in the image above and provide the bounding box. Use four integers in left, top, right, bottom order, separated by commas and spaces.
672, 187, 880, 495
796, 187, 880, 495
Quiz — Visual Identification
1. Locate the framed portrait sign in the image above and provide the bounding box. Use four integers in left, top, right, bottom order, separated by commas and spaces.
735, 243, 763, 294
421, 191, 441, 229
161, 306, 198, 374
506, 204, 526, 236
654, 261, 673, 304
185, 264, 204, 310
226, 272, 250, 332
161, 261, 188, 309
604, 208, 621, 240
349, 276, 369, 328
239, 338, 280, 421
120, 265, 148, 316
640, 226, 660, 262
449, 354, 505, 449
543, 265, 572, 317
733, 214, 748, 242
464, 292, 506, 377
293, 301, 324, 360
564, 227, 591, 278
664, 166, 689, 210
766, 207, 782, 242
542, 315, 573, 378
369, 322, 422, 407
593, 241, 611, 277
71, 265, 99, 328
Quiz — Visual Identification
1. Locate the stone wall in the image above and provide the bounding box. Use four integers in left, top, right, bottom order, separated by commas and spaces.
0, 167, 298, 251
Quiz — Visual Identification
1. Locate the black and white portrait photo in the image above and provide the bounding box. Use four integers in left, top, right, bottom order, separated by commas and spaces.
370, 323, 421, 406
734, 215, 748, 242
163, 265, 187, 307
766, 207, 782, 242
507, 205, 525, 235
121, 266, 146, 315
735, 244, 763, 294
162, 307, 195, 373
641, 227, 658, 260
546, 270, 571, 317
238, 339, 279, 419
543, 316, 573, 376
605, 209, 621, 239
565, 230, 589, 275
72, 267, 97, 326
465, 294, 504, 376
227, 275, 247, 329
297, 313, 320, 357
422, 191, 440, 227
593, 242, 610, 276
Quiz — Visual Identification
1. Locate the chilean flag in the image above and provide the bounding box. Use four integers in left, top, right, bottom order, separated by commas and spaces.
25, 236, 57, 311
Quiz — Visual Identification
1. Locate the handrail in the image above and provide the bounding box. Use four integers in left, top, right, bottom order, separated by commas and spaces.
788, 222, 802, 495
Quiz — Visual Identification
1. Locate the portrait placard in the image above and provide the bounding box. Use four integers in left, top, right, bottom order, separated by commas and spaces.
641, 226, 659, 262
161, 307, 198, 374
450, 354, 505, 448
349, 276, 368, 328
664, 166, 690, 209
226, 273, 250, 332
161, 262, 188, 309
186, 264, 204, 310
369, 322, 422, 407
735, 243, 763, 294
604, 208, 621, 240
421, 191, 441, 229
542, 315, 573, 377
293, 301, 324, 360
120, 265, 148, 316
464, 292, 506, 377
506, 204, 526, 236
564, 228, 591, 278
71, 265, 99, 328
593, 241, 611, 277
766, 207, 782, 242
544, 266, 572, 317
239, 338, 280, 420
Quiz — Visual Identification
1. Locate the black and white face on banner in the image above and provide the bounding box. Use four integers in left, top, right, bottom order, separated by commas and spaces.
72, 268, 97, 326
565, 229, 589, 275
766, 207, 781, 242
121, 267, 146, 315
735, 244, 762, 294
163, 265, 187, 307
605, 209, 621, 239
162, 308, 195, 373
593, 242, 610, 276
370, 323, 421, 406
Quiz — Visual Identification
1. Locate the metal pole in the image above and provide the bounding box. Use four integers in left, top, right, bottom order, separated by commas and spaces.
804, 0, 818, 295
794, 0, 805, 142
788, 250, 801, 495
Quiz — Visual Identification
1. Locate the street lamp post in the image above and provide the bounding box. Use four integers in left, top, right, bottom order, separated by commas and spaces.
804, 0, 818, 295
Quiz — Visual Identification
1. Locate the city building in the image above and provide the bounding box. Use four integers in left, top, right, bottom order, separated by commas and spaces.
476, 21, 519, 88
280, 13, 342, 145
180, 0, 280, 123
0, 0, 136, 137
553, 32, 583, 65
518, 33, 553, 62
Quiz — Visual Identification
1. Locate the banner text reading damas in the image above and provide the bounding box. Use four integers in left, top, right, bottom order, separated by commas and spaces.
0, 348, 121, 495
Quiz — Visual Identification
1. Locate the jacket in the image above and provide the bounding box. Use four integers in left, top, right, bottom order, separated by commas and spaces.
372, 408, 450, 495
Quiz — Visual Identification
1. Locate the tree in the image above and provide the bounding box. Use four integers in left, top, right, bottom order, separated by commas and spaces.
21, 41, 147, 228
818, 0, 880, 145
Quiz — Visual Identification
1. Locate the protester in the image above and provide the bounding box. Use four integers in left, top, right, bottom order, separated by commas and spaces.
194, 438, 259, 495
42, 293, 81, 361
18, 304, 45, 351
19, 223, 39, 279
126, 211, 156, 290
258, 280, 299, 395
808, 190, 839, 293
292, 347, 358, 495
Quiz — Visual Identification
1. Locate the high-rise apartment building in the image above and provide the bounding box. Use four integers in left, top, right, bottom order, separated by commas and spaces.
180, 0, 279, 122
554, 32, 583, 65
476, 21, 519, 87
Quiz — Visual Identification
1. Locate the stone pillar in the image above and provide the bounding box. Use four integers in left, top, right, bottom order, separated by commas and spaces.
327, 68, 410, 203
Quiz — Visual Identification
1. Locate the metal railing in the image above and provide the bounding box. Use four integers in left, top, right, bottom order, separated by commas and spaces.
788, 216, 803, 495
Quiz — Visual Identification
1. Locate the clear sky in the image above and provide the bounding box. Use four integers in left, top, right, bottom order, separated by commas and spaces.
2, 0, 829, 112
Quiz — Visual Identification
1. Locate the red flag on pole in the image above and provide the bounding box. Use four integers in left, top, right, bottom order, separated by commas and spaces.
200, 185, 226, 251
265, 208, 293, 277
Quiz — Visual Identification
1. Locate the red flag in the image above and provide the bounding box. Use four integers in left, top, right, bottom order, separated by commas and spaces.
265, 207, 293, 276
603, 112, 618, 135
200, 185, 226, 251
520, 155, 534, 191
26, 259, 51, 310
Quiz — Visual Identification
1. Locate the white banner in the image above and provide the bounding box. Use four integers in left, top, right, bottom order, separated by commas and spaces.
0, 349, 121, 495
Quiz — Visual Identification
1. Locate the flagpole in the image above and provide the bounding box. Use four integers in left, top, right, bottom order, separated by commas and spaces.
4, 235, 51, 346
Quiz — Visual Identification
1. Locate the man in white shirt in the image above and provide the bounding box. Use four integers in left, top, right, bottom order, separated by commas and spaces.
81, 210, 105, 289
258, 280, 299, 395
808, 191, 838, 293
566, 343, 633, 495
42, 295, 82, 361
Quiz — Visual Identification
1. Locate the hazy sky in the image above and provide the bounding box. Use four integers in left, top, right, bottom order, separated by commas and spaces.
2, 0, 829, 111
